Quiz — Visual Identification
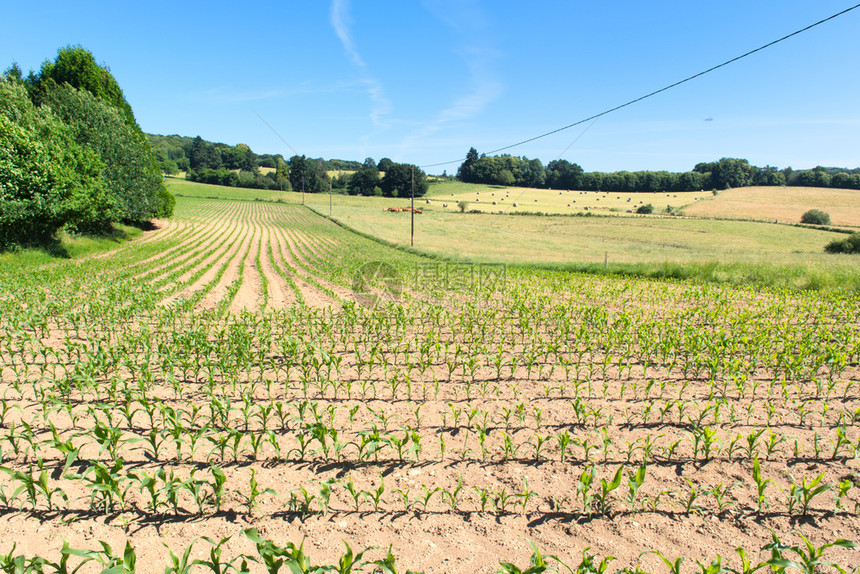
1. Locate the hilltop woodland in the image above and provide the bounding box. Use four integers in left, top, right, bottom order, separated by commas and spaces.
0, 47, 174, 249
457, 147, 860, 193
150, 135, 429, 197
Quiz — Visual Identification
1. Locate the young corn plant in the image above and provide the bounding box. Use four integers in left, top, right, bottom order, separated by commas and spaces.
63, 540, 138, 574
751, 456, 771, 515
577, 466, 596, 517
496, 540, 570, 574
193, 536, 238, 574
163, 540, 197, 574
236, 469, 276, 515
626, 463, 647, 515
73, 460, 133, 514
0, 463, 68, 511
787, 473, 831, 516
595, 466, 624, 516
765, 533, 857, 574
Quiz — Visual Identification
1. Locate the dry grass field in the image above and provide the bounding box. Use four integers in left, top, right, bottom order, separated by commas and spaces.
426, 181, 703, 216
424, 182, 860, 229
682, 186, 860, 227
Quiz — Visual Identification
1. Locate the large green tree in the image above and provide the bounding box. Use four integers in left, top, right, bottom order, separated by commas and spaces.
43, 84, 173, 222
348, 158, 381, 196
0, 81, 111, 246
381, 163, 428, 197
545, 159, 584, 189
457, 147, 479, 183
189, 136, 222, 171
30, 46, 138, 130
289, 155, 328, 193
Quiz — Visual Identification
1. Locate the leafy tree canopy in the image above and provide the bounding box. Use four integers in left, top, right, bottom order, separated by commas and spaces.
31, 45, 138, 130
1, 46, 175, 249
381, 163, 428, 198
0, 81, 111, 247
43, 84, 172, 222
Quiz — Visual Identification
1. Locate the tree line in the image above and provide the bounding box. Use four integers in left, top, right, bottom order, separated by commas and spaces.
148, 134, 375, 193
149, 133, 365, 176
457, 148, 860, 192
1, 46, 174, 249
164, 136, 430, 198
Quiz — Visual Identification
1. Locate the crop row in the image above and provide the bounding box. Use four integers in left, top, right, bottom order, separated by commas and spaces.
0, 530, 856, 574
1, 454, 857, 519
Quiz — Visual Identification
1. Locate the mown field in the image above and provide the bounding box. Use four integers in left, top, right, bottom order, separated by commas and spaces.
424, 182, 860, 228
425, 180, 704, 216
1, 194, 859, 573
682, 186, 860, 228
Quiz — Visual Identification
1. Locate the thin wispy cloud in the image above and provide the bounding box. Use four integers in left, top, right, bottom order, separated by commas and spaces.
330, 0, 364, 68
202, 87, 288, 104
195, 80, 359, 105
434, 45, 504, 125
330, 0, 391, 129
400, 0, 504, 153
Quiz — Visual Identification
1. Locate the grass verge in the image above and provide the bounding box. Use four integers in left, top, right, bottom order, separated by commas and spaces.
0, 223, 143, 268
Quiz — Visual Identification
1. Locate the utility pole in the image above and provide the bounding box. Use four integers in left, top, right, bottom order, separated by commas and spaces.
329, 179, 332, 216
301, 175, 305, 206
411, 165, 415, 247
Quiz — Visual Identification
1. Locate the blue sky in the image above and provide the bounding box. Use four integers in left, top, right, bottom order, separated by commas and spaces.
3, 1, 859, 173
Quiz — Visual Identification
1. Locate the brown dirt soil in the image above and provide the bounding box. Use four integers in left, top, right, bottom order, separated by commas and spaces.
84, 218, 182, 264
258, 226, 295, 310
198, 217, 256, 311
229, 222, 264, 314
161, 211, 245, 305
270, 224, 340, 308
142, 209, 238, 284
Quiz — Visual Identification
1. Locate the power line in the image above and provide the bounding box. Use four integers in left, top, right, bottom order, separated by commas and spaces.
420, 3, 860, 169
554, 117, 599, 162
253, 110, 299, 156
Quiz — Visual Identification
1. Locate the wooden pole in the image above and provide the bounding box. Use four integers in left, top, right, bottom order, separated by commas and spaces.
411, 165, 415, 247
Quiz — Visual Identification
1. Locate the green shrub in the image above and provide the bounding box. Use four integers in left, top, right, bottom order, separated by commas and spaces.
825, 232, 860, 254
801, 209, 831, 225
43, 84, 169, 223
636, 204, 654, 214
0, 81, 110, 248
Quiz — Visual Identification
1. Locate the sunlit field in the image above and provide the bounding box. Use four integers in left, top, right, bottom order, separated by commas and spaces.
1, 195, 858, 572
682, 186, 860, 227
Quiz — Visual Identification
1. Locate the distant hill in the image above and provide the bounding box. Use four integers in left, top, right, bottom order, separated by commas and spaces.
145, 133, 362, 174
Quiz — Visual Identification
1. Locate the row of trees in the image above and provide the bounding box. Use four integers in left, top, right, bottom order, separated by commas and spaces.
457, 148, 860, 192
153, 134, 376, 193
294, 156, 428, 198
185, 168, 290, 191
1, 47, 173, 248
148, 134, 286, 174
149, 134, 364, 181
177, 146, 429, 198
